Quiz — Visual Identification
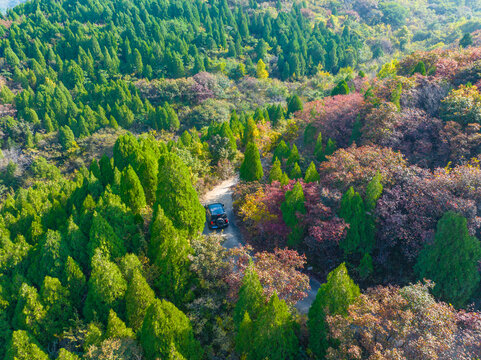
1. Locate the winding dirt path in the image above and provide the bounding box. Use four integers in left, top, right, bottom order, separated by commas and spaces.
201, 176, 321, 314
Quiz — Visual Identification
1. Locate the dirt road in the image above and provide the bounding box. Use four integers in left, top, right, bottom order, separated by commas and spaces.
201, 176, 321, 314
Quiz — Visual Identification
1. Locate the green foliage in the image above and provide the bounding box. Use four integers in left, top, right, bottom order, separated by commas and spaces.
412, 61, 427, 76
233, 265, 265, 329
88, 212, 126, 261
0, 85, 14, 104
304, 162, 320, 183
460, 32, 473, 48
56, 348, 81, 360
391, 82, 403, 110
303, 123, 317, 146
314, 132, 324, 161
287, 95, 303, 116
125, 269, 155, 332
308, 263, 360, 358
273, 140, 290, 162
331, 79, 350, 96
365, 172, 383, 212
40, 276, 73, 340
140, 299, 203, 360
250, 293, 299, 360
281, 182, 306, 247
415, 212, 481, 307
12, 283, 46, 342
339, 187, 371, 255
269, 158, 283, 183
58, 125, 76, 151
105, 309, 134, 339
120, 165, 146, 214
290, 162, 302, 179
150, 206, 193, 305
324, 138, 337, 157
155, 153, 205, 235
63, 256, 86, 310
286, 144, 300, 169
235, 311, 254, 356
5, 330, 49, 360
83, 250, 127, 323
240, 142, 264, 182
358, 253, 374, 280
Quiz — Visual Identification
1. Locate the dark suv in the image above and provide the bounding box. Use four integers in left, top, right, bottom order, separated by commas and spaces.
205, 203, 229, 230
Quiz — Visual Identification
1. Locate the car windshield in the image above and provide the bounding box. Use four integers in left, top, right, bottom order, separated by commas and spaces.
209, 204, 224, 215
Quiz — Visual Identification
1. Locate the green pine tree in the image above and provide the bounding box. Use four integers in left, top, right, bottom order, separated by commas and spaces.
105, 309, 134, 339
273, 140, 290, 162
140, 299, 203, 360
125, 269, 156, 332
281, 182, 306, 247
304, 162, 320, 183
240, 142, 264, 182
251, 293, 299, 360
331, 79, 350, 96
286, 144, 300, 169
155, 153, 205, 235
415, 211, 481, 307
269, 158, 283, 183
290, 162, 302, 179
120, 165, 146, 214
287, 95, 303, 117
314, 132, 324, 161
83, 249, 127, 323
150, 206, 193, 305
233, 264, 265, 329
339, 187, 370, 255
308, 263, 360, 359
5, 330, 49, 360
412, 61, 426, 75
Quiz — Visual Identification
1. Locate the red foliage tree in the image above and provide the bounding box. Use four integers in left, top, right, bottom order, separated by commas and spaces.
226, 246, 310, 306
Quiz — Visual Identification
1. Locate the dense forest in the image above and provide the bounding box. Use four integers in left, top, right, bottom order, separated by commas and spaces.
2, 0, 481, 359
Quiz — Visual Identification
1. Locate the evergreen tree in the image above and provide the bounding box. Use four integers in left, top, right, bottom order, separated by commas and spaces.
290, 162, 302, 179
331, 79, 350, 96
140, 299, 203, 360
242, 117, 258, 146
314, 132, 324, 161
412, 61, 427, 75
235, 311, 254, 356
155, 153, 205, 235
415, 212, 481, 307
325, 138, 337, 156
240, 142, 264, 181
304, 162, 320, 183
4, 330, 49, 360
280, 172, 290, 186
233, 265, 265, 329
286, 144, 300, 169
88, 212, 126, 260
151, 206, 193, 305
63, 256, 86, 310
269, 158, 283, 183
303, 123, 317, 146
99, 154, 114, 187
12, 283, 46, 342
105, 309, 134, 339
83, 250, 127, 323
339, 187, 370, 255
58, 125, 76, 150
287, 95, 303, 116
308, 263, 360, 359
125, 269, 155, 332
281, 182, 306, 247
120, 165, 146, 214
460, 32, 473, 48
256, 59, 269, 79
40, 276, 73, 340
56, 349, 80, 360
0, 85, 14, 104
273, 140, 290, 162
251, 293, 299, 360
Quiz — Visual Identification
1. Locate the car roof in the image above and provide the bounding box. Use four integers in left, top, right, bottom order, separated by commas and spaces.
207, 203, 223, 209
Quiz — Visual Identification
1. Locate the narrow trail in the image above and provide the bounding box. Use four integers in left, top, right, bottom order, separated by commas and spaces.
201, 176, 321, 314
